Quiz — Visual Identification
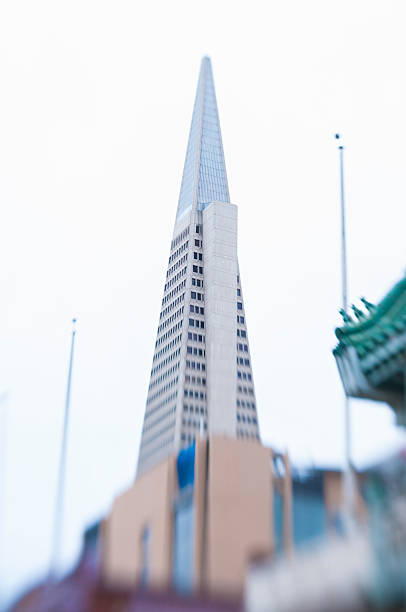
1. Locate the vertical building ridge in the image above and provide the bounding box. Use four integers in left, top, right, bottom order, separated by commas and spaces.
137, 59, 259, 476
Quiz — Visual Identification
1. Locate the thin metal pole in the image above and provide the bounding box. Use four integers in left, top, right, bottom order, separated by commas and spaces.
335, 134, 355, 528
49, 318, 77, 579
0, 392, 8, 605
339, 144, 348, 313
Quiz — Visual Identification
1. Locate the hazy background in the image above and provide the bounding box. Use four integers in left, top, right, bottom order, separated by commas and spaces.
1, 0, 406, 606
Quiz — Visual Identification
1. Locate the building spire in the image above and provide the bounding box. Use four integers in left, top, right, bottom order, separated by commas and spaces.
176, 57, 230, 221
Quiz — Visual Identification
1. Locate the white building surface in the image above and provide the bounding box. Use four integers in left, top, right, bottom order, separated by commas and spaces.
137, 57, 260, 475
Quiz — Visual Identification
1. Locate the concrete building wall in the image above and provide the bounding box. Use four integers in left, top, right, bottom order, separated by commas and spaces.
205, 437, 273, 597
102, 456, 176, 590
203, 202, 238, 437
102, 437, 292, 599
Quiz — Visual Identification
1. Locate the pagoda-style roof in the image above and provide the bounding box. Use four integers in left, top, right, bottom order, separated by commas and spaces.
333, 275, 406, 425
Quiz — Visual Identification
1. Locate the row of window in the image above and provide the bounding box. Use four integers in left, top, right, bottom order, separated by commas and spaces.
153, 333, 182, 361
145, 391, 177, 418
147, 375, 179, 403
180, 432, 197, 444
194, 238, 202, 247
238, 370, 252, 381
237, 302, 243, 310
237, 329, 247, 338
149, 362, 179, 389
187, 344, 205, 354
237, 315, 245, 324
237, 414, 257, 425
160, 292, 185, 320
157, 306, 184, 334
156, 320, 182, 347
190, 305, 204, 315
192, 265, 203, 274
140, 433, 175, 461
165, 266, 186, 292
182, 418, 207, 430
144, 398, 176, 429
168, 240, 188, 265
237, 343, 249, 352
193, 251, 203, 261
141, 419, 176, 449
183, 404, 207, 415
189, 318, 204, 329
191, 291, 204, 301
171, 227, 189, 252
238, 431, 260, 440
167, 253, 188, 279
150, 348, 180, 377
184, 389, 206, 400
143, 406, 176, 434
185, 375, 206, 386
162, 279, 186, 305
237, 357, 250, 366
186, 360, 205, 371
237, 399, 256, 409
191, 277, 203, 287
237, 385, 254, 396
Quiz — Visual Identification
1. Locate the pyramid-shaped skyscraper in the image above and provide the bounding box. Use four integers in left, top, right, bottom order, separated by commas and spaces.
137, 57, 260, 475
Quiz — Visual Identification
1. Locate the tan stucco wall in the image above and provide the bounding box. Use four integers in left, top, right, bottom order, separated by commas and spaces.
102, 436, 286, 598
205, 437, 272, 597
102, 456, 176, 590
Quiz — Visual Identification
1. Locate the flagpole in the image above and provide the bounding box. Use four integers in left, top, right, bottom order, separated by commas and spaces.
49, 318, 77, 578
0, 392, 8, 605
335, 134, 355, 528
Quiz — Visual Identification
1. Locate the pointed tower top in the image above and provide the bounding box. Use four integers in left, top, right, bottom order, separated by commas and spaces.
176, 57, 230, 221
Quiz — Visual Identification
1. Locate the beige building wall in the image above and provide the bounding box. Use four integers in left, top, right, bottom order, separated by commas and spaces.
102, 436, 287, 598
205, 437, 273, 597
102, 456, 176, 590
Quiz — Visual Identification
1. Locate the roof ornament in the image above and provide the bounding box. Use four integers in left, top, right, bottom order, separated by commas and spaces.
351, 304, 366, 321
339, 308, 352, 324
360, 297, 376, 313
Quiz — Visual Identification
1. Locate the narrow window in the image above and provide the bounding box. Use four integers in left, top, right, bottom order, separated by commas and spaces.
140, 526, 150, 587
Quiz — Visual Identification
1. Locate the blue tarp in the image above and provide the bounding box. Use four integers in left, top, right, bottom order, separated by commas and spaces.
177, 443, 195, 489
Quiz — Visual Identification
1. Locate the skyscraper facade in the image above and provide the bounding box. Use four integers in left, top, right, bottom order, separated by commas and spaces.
137, 57, 260, 475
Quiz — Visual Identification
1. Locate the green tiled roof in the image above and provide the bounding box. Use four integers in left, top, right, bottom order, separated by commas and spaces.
334, 275, 406, 361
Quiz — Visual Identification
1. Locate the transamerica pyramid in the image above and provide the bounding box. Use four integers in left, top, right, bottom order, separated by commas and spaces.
137, 57, 260, 475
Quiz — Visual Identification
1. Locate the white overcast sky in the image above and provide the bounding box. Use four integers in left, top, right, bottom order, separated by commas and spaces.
1, 0, 406, 605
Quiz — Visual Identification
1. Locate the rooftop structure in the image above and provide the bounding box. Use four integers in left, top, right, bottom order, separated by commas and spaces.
333, 274, 406, 425
138, 58, 260, 474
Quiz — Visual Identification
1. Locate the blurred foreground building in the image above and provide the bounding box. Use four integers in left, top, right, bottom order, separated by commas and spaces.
244, 278, 406, 612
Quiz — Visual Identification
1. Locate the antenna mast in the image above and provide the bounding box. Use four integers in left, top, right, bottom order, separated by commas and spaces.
50, 318, 77, 578
335, 134, 355, 528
